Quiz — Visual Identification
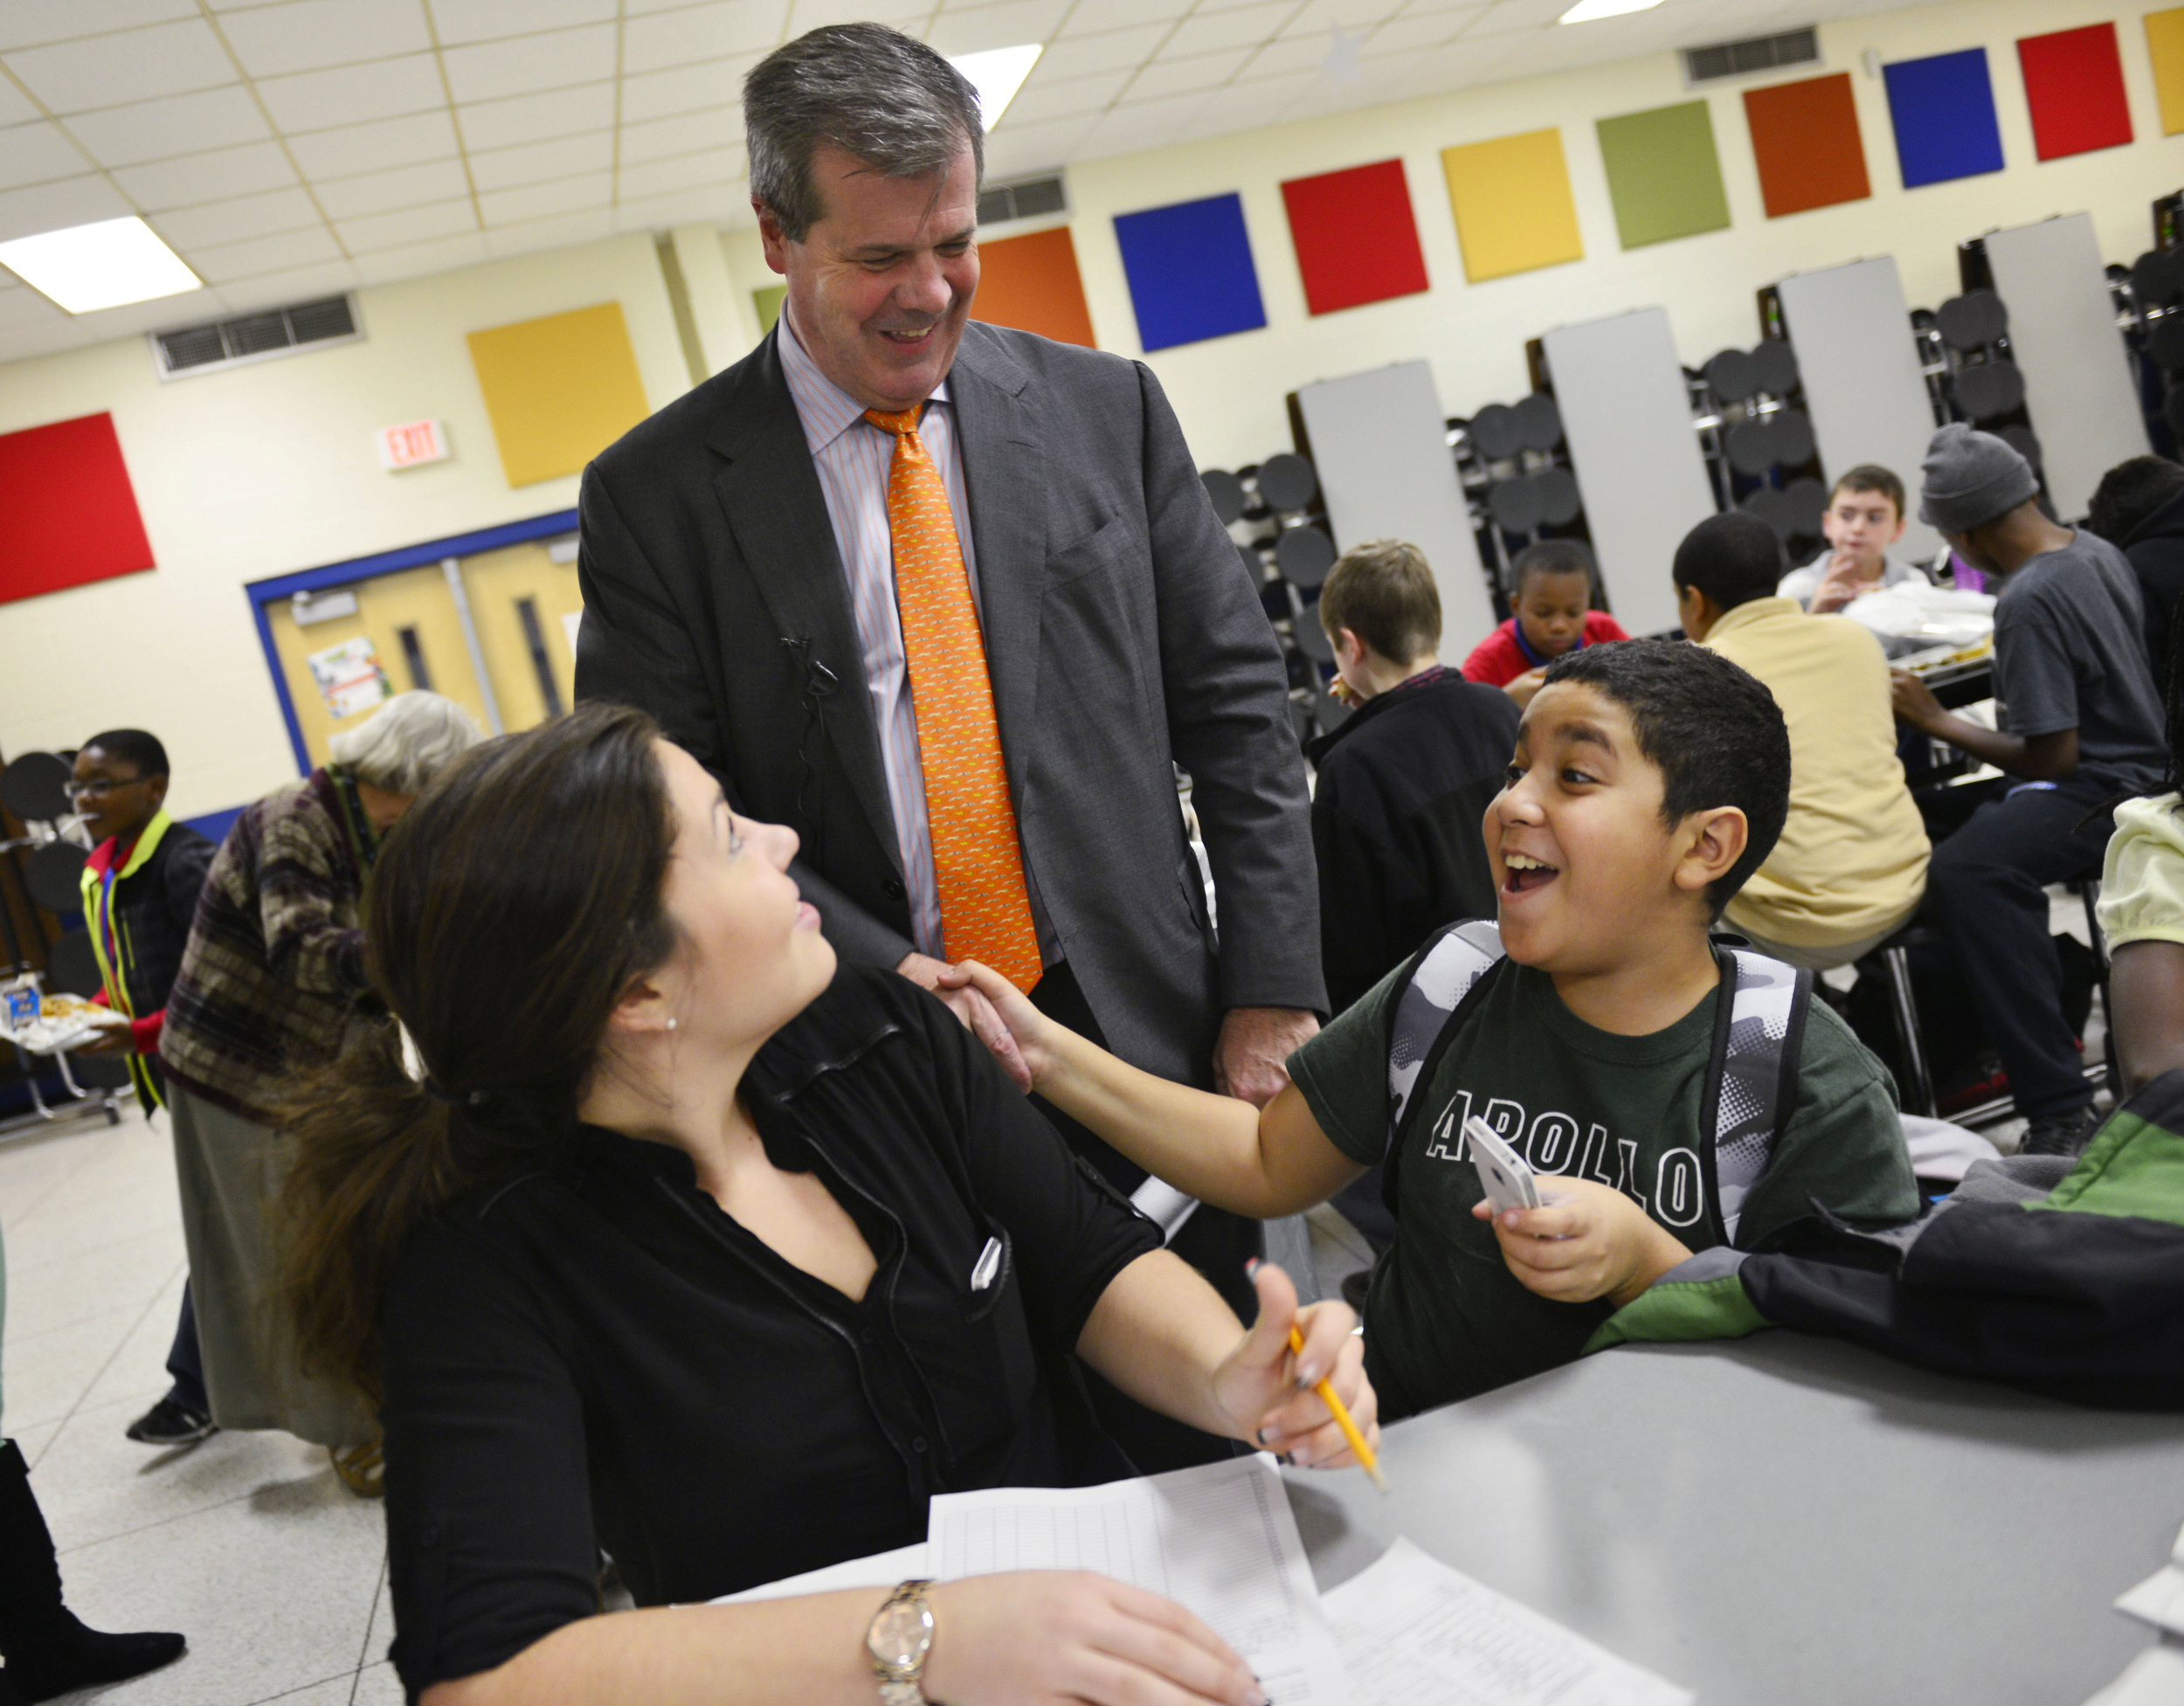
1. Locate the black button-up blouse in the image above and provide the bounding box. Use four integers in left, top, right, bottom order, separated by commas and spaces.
380, 965, 1161, 1701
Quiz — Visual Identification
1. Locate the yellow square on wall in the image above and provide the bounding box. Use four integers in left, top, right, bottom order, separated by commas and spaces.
1441, 128, 1585, 284
466, 302, 652, 488
2149, 9, 2184, 136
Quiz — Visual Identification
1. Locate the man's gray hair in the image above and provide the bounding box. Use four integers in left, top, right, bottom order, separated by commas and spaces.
744, 23, 984, 243
327, 691, 486, 798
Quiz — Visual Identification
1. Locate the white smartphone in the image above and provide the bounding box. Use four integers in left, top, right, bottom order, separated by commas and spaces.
1464, 1115, 1541, 1215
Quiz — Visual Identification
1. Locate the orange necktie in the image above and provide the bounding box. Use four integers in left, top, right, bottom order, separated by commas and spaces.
864, 404, 1042, 991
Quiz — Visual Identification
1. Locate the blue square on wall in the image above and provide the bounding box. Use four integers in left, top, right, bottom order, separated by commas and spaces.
1112, 193, 1267, 353
1882, 48, 2006, 189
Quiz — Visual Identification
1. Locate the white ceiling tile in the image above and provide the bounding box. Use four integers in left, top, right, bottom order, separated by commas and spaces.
0, 319, 100, 361
256, 54, 446, 133
112, 141, 297, 209
1365, 9, 1472, 51
456, 80, 616, 150
67, 84, 269, 166
349, 227, 487, 282
1458, 0, 1572, 37
216, 0, 433, 78
440, 24, 616, 103
0, 282, 64, 330
786, 0, 930, 30
314, 157, 472, 218
430, 0, 617, 46
0, 121, 85, 192
187, 223, 344, 282
926, 1, 1071, 57
618, 104, 740, 164
0, 0, 197, 52
1164, 1, 1293, 58
1074, 97, 1192, 163
468, 130, 612, 191
0, 172, 132, 241
621, 2, 790, 75
1236, 33, 1338, 79
614, 190, 733, 234
617, 148, 738, 202
0, 80, 34, 125
481, 206, 613, 256
475, 169, 610, 224
1277, 2, 1406, 39
1120, 47, 1252, 101
149, 186, 322, 249
617, 54, 757, 123
1054, 0, 1185, 32
286, 110, 461, 178
211, 256, 360, 310
9, 18, 237, 114
979, 110, 1095, 179
1029, 26, 1170, 81
335, 196, 476, 251
1008, 68, 1130, 123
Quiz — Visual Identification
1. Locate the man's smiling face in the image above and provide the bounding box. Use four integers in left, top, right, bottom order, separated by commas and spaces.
760, 141, 979, 414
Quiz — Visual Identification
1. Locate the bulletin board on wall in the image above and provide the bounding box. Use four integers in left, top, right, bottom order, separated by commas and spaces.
246, 510, 581, 776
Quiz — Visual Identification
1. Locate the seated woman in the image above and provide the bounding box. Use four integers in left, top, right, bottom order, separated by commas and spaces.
281, 703, 1372, 1706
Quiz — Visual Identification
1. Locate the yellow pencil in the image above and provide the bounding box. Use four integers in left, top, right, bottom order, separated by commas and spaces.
1286, 1324, 1387, 1494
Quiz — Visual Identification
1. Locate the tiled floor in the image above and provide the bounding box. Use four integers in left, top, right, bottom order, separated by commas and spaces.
0, 1102, 393, 1706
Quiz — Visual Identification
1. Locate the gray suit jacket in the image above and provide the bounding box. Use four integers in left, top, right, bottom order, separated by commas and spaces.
574, 321, 1323, 1086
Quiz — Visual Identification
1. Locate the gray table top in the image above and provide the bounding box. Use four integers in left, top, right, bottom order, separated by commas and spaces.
1284, 1332, 2184, 1706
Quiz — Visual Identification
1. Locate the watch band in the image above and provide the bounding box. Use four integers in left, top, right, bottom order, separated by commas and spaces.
867, 1578, 936, 1706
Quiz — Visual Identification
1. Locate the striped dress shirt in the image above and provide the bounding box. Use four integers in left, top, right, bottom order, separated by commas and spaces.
777, 314, 1049, 965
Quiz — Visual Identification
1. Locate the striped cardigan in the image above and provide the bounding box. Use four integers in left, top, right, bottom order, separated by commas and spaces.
161, 768, 379, 1125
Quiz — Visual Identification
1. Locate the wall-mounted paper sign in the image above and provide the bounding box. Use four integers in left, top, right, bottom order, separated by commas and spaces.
308, 635, 392, 719
377, 418, 449, 471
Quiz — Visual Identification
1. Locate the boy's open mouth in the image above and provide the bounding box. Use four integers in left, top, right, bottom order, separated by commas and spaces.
1503, 852, 1559, 894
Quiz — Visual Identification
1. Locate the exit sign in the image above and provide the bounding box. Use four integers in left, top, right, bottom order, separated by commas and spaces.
376, 418, 448, 470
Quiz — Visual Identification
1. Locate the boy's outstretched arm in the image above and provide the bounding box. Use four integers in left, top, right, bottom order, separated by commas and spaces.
946, 961, 1365, 1219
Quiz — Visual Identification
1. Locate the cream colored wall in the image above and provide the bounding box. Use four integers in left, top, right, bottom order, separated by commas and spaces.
3, 0, 2179, 818
0, 233, 691, 819
1051, 0, 2184, 470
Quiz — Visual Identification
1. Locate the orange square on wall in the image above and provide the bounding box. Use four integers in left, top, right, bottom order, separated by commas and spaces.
970, 225, 1096, 348
1744, 73, 1871, 218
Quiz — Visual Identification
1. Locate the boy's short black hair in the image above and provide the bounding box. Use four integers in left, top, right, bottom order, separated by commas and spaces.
1829, 464, 1906, 518
1317, 538, 1441, 662
2089, 455, 2184, 549
1506, 539, 1594, 600
1670, 512, 1783, 614
1539, 639, 1789, 916
80, 730, 169, 778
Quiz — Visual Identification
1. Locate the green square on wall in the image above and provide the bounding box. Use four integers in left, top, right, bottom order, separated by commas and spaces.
1597, 100, 1731, 249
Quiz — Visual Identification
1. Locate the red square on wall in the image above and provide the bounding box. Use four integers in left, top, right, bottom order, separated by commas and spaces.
1280, 159, 1430, 316
0, 413, 154, 605
2018, 23, 2134, 161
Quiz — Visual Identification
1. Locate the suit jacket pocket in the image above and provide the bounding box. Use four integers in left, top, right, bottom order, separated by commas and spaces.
1044, 515, 1132, 589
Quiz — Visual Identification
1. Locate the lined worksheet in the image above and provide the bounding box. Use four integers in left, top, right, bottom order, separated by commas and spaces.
929, 1454, 1352, 1706
1322, 1538, 1691, 1706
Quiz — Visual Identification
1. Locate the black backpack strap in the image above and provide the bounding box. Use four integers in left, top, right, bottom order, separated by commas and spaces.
1697, 944, 1814, 1247
1380, 920, 1508, 1216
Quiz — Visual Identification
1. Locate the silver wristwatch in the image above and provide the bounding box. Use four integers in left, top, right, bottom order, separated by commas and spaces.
866, 1578, 936, 1705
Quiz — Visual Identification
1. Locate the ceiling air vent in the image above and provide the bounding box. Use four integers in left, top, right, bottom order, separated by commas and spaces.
1683, 26, 1819, 86
978, 175, 1068, 228
150, 294, 361, 379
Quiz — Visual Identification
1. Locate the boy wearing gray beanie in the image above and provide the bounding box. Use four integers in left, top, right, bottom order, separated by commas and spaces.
1889, 425, 2167, 1155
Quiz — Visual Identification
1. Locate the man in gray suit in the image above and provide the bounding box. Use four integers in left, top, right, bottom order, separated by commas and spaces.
575, 23, 1322, 1461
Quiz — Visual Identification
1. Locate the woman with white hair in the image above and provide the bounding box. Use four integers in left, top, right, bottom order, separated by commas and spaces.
160, 692, 484, 1491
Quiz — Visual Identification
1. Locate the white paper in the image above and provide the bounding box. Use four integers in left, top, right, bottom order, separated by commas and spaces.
2082, 1637, 2184, 1706
930, 1454, 1351, 1706
712, 1542, 930, 1606
1321, 1538, 1691, 1706
2116, 1523, 2184, 1640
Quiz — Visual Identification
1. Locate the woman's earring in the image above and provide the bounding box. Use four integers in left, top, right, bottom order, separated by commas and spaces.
667, 1018, 678, 1031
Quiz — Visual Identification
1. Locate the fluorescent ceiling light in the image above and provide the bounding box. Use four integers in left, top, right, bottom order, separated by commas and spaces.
1559, 0, 1664, 20
950, 44, 1042, 131
0, 216, 199, 314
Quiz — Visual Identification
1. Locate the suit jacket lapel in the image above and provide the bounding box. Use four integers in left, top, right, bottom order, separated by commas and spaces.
705, 333, 899, 868
950, 329, 1045, 773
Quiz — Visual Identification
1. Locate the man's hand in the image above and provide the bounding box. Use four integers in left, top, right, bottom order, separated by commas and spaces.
1472, 1177, 1690, 1308
1213, 1006, 1319, 1108
897, 951, 1029, 1088
1504, 667, 1549, 709
67, 1014, 135, 1057
1809, 550, 1869, 615
1889, 667, 1945, 734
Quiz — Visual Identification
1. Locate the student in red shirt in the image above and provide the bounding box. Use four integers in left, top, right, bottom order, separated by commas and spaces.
1461, 541, 1630, 707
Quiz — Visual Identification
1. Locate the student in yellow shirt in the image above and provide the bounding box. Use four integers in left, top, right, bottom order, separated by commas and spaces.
1673, 512, 1929, 968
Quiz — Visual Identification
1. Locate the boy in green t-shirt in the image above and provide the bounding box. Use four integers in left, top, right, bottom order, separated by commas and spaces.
952, 639, 1918, 1424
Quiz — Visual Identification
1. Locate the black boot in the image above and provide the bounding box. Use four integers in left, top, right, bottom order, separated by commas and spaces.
0, 1440, 184, 1702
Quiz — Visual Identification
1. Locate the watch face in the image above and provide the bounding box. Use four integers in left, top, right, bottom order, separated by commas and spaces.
868, 1599, 934, 1672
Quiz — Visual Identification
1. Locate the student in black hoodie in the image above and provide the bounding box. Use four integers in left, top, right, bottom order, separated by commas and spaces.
2089, 453, 2184, 683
